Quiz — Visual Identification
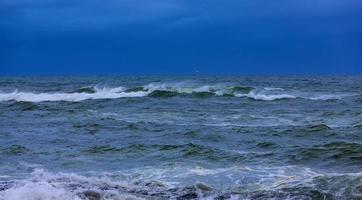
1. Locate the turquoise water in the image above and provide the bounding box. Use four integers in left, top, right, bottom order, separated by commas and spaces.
0, 76, 362, 199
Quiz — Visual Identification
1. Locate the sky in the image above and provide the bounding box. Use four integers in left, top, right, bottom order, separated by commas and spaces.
0, 0, 362, 75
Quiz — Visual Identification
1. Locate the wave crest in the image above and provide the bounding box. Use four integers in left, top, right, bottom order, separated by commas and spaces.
0, 83, 354, 102
2, 166, 362, 200
0, 87, 148, 102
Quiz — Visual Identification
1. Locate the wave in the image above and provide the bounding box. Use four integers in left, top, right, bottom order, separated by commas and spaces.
303, 124, 331, 132
148, 90, 179, 98
0, 83, 354, 102
2, 166, 362, 200
2, 145, 29, 155
307, 94, 352, 100
289, 142, 362, 168
82, 143, 239, 162
0, 169, 145, 200
72, 86, 96, 94
0, 87, 148, 103
234, 91, 297, 101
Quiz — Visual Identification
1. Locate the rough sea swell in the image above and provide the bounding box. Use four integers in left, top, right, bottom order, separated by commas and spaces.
0, 76, 362, 200
0, 82, 355, 102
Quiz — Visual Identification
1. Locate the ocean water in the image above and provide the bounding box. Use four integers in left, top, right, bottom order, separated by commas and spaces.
0, 76, 362, 200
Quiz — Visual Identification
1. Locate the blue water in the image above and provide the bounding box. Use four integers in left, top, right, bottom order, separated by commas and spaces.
0, 76, 362, 200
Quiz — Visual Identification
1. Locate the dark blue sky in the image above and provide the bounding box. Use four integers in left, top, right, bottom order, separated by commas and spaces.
1, 0, 362, 75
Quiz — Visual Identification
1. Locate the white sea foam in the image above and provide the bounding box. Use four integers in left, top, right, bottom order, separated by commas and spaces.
144, 82, 219, 94
234, 90, 354, 101
0, 83, 355, 102
307, 94, 348, 100
99, 165, 322, 191
1, 166, 362, 200
0, 169, 144, 200
0, 88, 149, 103
263, 87, 284, 91
1, 181, 80, 200
235, 91, 297, 101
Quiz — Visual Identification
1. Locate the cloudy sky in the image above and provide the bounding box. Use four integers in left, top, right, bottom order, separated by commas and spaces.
1, 0, 361, 75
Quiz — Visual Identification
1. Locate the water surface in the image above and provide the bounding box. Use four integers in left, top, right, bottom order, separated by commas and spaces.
0, 76, 362, 200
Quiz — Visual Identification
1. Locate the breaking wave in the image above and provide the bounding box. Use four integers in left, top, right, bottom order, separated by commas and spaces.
1, 166, 362, 200
0, 82, 354, 102
0, 87, 147, 103
234, 91, 297, 101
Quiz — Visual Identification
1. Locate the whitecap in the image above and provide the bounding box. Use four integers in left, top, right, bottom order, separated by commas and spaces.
1, 181, 80, 200
0, 83, 355, 102
0, 88, 149, 103
2, 166, 362, 199
235, 91, 297, 101
306, 94, 348, 100
0, 169, 144, 200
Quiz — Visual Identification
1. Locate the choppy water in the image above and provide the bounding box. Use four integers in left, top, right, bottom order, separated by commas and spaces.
0, 76, 362, 200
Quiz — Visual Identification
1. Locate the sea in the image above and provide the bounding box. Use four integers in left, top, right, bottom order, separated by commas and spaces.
0, 76, 362, 200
